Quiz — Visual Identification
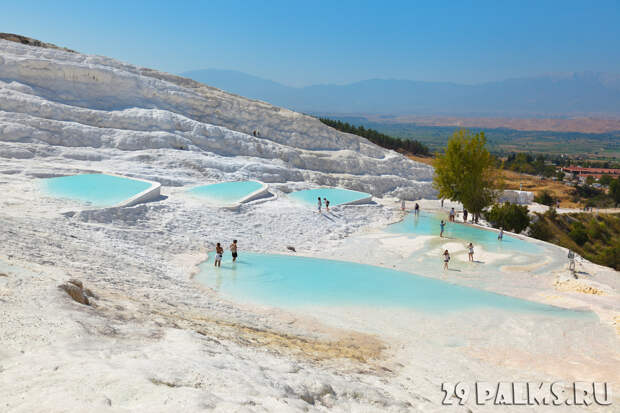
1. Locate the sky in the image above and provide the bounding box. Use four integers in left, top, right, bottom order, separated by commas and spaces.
1, 0, 619, 87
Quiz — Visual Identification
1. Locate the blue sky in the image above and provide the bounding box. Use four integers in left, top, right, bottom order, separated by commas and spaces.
1, 0, 619, 86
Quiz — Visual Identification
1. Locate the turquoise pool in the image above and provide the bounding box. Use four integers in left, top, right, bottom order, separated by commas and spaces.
188, 181, 264, 205
196, 252, 582, 316
43, 173, 152, 207
388, 211, 541, 254
289, 188, 371, 206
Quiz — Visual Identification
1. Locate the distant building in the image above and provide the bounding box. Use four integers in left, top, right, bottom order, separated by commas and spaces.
561, 166, 620, 180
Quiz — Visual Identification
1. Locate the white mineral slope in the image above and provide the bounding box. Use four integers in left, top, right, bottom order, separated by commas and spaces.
0, 39, 434, 199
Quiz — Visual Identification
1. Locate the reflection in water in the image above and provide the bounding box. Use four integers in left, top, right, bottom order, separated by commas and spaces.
212, 259, 240, 291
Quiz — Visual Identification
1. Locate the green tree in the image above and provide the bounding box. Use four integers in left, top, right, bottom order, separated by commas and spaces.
610, 178, 620, 206
599, 174, 613, 186
568, 222, 589, 246
534, 190, 555, 206
433, 129, 499, 222
484, 203, 531, 233
585, 176, 595, 186
529, 216, 553, 241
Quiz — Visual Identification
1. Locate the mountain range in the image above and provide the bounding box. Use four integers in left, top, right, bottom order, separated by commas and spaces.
181, 69, 620, 117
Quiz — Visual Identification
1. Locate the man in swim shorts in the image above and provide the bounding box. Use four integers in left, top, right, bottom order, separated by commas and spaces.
440, 220, 446, 237
214, 242, 223, 267
230, 239, 238, 262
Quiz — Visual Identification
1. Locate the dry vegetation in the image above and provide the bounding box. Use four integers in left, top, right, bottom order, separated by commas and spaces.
501, 169, 581, 208
407, 154, 581, 207
530, 212, 620, 270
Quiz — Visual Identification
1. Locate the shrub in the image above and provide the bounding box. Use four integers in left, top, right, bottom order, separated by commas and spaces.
568, 222, 588, 246
529, 217, 553, 241
610, 178, 620, 206
484, 203, 531, 233
586, 218, 608, 241
597, 240, 620, 270
599, 174, 613, 186
544, 207, 558, 220
534, 190, 555, 206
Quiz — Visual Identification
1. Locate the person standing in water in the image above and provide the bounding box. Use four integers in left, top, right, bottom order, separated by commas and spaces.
498, 227, 504, 240
443, 250, 450, 270
440, 220, 446, 237
324, 197, 330, 212
214, 243, 224, 267
449, 207, 456, 222
401, 199, 406, 211
230, 240, 238, 262
414, 203, 420, 215
468, 242, 474, 262
317, 197, 322, 213
463, 209, 468, 222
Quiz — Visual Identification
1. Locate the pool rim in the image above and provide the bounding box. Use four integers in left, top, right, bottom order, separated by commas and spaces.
288, 186, 373, 207
43, 172, 161, 208
187, 180, 270, 209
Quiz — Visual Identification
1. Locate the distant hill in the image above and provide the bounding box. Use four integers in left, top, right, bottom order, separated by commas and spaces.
182, 69, 620, 117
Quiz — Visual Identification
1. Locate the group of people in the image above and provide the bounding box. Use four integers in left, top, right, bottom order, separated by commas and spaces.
317, 197, 330, 213
439, 214, 504, 269
213, 240, 239, 267
441, 242, 475, 270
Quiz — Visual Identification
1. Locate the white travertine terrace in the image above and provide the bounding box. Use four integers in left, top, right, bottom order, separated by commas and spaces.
0, 39, 434, 199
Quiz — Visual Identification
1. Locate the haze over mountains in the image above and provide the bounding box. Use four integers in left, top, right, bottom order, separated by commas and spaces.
182, 69, 620, 117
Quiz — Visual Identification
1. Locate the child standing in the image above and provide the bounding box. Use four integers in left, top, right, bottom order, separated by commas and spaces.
443, 250, 450, 270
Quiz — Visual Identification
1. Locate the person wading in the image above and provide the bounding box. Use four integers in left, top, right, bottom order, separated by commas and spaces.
214, 243, 224, 267
230, 240, 239, 262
